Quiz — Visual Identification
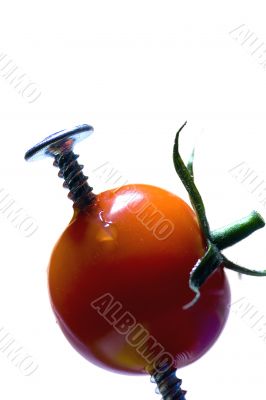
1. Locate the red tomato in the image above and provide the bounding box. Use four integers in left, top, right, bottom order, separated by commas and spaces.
48, 183, 230, 374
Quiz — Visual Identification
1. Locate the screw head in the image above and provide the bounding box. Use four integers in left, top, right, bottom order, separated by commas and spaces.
25, 124, 94, 161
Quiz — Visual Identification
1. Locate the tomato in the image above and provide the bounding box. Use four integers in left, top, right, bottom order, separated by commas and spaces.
48, 183, 230, 375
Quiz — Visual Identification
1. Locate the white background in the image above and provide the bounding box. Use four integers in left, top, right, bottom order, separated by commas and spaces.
1, 1, 266, 399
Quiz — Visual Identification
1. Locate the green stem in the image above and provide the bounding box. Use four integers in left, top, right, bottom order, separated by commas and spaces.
222, 256, 266, 276
172, 122, 266, 307
184, 242, 223, 309
211, 211, 265, 251
173, 122, 211, 240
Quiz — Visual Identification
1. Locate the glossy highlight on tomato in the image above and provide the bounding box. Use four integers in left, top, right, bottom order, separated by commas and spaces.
48, 183, 231, 374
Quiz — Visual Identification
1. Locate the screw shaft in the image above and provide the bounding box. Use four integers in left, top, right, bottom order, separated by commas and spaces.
151, 367, 187, 400
54, 150, 95, 209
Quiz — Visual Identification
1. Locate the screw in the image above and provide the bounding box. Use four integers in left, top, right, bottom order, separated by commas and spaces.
151, 366, 187, 400
24, 124, 96, 209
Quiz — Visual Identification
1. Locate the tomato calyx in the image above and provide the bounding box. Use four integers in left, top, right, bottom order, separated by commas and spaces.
174, 122, 266, 308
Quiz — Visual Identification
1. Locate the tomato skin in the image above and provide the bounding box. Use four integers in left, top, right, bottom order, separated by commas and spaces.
48, 184, 231, 375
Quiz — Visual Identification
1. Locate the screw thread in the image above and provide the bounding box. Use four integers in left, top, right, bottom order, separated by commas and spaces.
151, 368, 187, 400
54, 151, 95, 209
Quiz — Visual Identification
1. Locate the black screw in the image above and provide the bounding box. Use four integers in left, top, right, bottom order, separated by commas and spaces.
24, 124, 96, 209
151, 365, 187, 400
